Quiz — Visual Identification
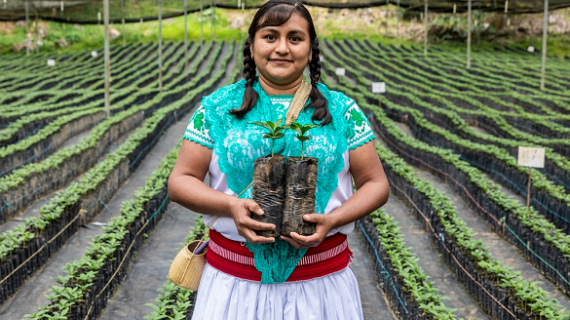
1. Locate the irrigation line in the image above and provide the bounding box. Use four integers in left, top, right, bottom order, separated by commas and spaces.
369, 118, 504, 227
98, 198, 113, 214
1, 109, 184, 286
0, 209, 85, 286
0, 135, 113, 215
357, 223, 409, 314
389, 183, 518, 319
468, 160, 570, 225
503, 222, 570, 287
1, 105, 179, 217
407, 119, 570, 227
370, 117, 570, 296
82, 194, 170, 320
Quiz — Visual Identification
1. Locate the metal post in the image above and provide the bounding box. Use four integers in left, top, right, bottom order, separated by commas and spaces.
540, 0, 548, 90
385, 0, 389, 35
200, 0, 204, 44
158, 0, 163, 91
103, 0, 111, 117
211, 0, 215, 41
424, 0, 428, 55
25, 0, 29, 56
184, 0, 188, 68
396, 0, 400, 38
35, 6, 39, 53
467, 0, 472, 68
121, 0, 126, 46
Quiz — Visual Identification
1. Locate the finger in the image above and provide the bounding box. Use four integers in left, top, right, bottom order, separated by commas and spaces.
242, 218, 276, 231
290, 232, 322, 245
280, 236, 307, 249
243, 229, 275, 244
246, 200, 264, 216
302, 214, 320, 222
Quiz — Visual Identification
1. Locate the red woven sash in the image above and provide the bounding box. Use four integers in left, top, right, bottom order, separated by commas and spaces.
206, 229, 353, 282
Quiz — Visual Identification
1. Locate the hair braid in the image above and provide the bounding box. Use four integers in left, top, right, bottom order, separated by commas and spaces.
230, 38, 259, 117
306, 39, 331, 125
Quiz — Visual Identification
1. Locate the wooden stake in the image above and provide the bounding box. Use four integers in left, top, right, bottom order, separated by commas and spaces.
526, 167, 532, 207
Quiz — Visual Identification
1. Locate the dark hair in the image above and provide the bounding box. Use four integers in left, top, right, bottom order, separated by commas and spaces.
229, 0, 331, 125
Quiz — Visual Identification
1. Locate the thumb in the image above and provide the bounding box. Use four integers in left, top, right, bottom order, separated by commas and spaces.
303, 214, 321, 222
246, 200, 264, 216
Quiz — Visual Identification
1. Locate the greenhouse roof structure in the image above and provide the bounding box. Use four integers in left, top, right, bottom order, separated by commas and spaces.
1, 0, 568, 23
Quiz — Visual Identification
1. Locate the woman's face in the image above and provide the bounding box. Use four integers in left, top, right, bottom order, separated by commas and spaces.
251, 13, 312, 86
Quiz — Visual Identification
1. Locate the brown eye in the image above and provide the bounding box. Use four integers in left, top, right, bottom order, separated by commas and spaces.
265, 34, 276, 41
290, 36, 301, 42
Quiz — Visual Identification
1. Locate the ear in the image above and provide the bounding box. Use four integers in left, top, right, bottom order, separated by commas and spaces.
250, 43, 255, 60
308, 47, 312, 63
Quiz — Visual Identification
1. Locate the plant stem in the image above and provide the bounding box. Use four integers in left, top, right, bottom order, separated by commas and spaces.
301, 142, 304, 160
272, 140, 275, 158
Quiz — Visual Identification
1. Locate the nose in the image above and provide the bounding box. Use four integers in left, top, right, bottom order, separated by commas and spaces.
275, 37, 289, 55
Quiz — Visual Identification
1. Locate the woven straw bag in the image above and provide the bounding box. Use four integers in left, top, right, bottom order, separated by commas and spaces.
168, 239, 209, 291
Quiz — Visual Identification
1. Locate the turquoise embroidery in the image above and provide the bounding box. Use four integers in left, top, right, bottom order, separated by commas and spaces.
193, 78, 373, 283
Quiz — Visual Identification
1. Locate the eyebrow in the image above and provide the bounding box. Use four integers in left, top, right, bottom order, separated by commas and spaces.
260, 27, 307, 37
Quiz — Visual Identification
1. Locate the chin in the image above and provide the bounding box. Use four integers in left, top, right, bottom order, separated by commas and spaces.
267, 71, 301, 81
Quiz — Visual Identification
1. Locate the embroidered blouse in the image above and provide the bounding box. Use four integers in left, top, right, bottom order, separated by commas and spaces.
182, 79, 374, 283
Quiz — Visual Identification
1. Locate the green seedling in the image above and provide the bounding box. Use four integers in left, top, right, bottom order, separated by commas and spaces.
248, 119, 289, 157
290, 122, 319, 160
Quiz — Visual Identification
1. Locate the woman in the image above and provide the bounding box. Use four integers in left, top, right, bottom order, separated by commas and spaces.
168, 1, 390, 318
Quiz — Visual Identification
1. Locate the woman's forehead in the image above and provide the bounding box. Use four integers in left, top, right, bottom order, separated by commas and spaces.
258, 14, 309, 34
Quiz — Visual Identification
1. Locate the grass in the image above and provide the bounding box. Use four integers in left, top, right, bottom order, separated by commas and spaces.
0, 6, 567, 59
0, 8, 245, 54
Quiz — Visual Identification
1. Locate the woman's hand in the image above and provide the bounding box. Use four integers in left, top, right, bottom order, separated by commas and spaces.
280, 214, 337, 249
229, 198, 277, 245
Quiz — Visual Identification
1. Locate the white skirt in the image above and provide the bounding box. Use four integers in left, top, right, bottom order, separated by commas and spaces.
191, 263, 364, 320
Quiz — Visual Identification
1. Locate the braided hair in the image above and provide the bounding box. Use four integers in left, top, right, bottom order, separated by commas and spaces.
230, 38, 259, 118
307, 39, 330, 124
229, 0, 330, 125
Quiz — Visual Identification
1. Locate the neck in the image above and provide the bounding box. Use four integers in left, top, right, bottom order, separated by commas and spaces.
258, 74, 303, 96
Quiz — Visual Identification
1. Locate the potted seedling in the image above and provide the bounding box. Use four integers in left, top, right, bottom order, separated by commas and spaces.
282, 122, 319, 236
248, 119, 289, 238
